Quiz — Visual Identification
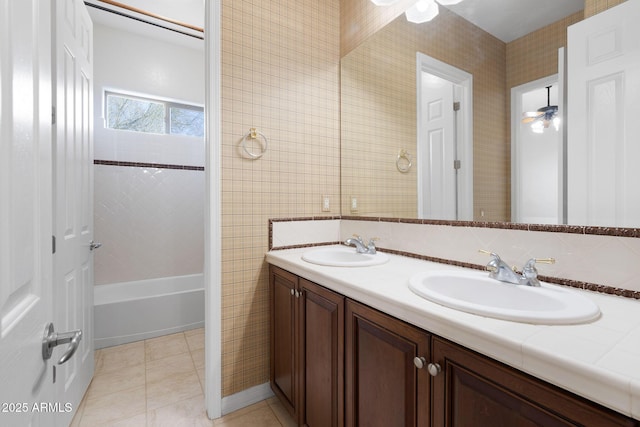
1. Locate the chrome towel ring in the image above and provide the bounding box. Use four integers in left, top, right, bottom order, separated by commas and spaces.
242, 128, 268, 159
396, 149, 412, 173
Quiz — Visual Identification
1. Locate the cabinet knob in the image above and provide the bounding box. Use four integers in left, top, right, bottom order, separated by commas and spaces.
427, 362, 442, 377
290, 289, 295, 296
413, 356, 427, 369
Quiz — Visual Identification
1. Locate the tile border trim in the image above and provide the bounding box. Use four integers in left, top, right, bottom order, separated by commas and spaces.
94, 159, 205, 171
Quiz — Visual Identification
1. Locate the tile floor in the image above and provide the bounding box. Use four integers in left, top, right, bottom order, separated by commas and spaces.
71, 329, 296, 426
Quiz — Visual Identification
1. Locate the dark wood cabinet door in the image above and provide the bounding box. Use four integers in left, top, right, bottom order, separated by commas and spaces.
345, 300, 430, 427
431, 337, 638, 427
270, 266, 299, 420
299, 278, 344, 427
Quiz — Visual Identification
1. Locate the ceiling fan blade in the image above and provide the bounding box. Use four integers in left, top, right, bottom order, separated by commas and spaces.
522, 113, 542, 124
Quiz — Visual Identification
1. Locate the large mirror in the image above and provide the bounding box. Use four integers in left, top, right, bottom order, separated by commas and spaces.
340, 0, 584, 223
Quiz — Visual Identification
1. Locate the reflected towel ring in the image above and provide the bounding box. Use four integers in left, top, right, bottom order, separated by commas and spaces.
396, 149, 412, 173
242, 128, 268, 159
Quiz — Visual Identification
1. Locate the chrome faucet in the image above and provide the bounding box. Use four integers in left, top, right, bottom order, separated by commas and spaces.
345, 235, 378, 254
479, 250, 555, 287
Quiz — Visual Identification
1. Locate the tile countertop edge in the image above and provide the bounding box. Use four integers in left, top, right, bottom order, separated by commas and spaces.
265, 246, 639, 420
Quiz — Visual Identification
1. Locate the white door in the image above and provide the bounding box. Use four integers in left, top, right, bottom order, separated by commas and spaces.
511, 75, 562, 224
52, 0, 95, 424
419, 71, 457, 220
567, 0, 640, 227
416, 53, 473, 221
0, 0, 56, 425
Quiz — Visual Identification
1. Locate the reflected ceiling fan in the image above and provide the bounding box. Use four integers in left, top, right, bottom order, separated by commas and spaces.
522, 85, 559, 133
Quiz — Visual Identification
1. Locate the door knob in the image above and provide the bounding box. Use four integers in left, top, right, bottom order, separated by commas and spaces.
89, 240, 102, 251
42, 323, 83, 365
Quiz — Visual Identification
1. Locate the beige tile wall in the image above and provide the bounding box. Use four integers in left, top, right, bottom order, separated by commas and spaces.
221, 0, 340, 396
584, 0, 627, 17
340, 0, 414, 56
341, 8, 508, 221
506, 11, 584, 91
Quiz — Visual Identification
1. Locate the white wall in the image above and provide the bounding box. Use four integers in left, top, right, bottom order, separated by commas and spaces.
518, 85, 560, 223
93, 22, 205, 285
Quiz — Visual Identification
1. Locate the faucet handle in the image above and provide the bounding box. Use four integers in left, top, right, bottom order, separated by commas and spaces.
523, 257, 556, 269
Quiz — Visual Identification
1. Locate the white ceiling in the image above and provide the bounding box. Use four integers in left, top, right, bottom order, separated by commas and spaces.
445, 0, 585, 43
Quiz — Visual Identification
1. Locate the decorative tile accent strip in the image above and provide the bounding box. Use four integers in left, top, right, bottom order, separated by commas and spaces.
340, 215, 640, 237
94, 159, 204, 171
269, 216, 640, 300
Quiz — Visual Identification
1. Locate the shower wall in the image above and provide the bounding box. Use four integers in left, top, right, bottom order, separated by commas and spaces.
92, 22, 205, 286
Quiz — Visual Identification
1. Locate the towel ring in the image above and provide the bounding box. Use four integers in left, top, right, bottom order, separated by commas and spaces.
396, 149, 412, 173
242, 128, 268, 159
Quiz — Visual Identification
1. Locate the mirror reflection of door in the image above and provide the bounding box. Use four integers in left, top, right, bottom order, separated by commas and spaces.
417, 53, 473, 221
511, 74, 564, 224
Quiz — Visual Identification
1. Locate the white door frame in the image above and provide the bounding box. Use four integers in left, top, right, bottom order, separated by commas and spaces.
204, 0, 222, 419
510, 72, 563, 224
416, 53, 473, 220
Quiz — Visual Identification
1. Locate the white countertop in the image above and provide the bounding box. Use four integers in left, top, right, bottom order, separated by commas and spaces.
266, 245, 640, 421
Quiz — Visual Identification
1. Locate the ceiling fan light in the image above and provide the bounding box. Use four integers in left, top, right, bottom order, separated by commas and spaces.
406, 0, 439, 23
531, 121, 544, 134
370, 0, 400, 5
435, 0, 464, 5
553, 117, 561, 131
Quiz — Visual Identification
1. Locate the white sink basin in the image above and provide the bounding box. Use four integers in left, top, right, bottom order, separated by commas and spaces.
409, 270, 600, 325
302, 246, 389, 267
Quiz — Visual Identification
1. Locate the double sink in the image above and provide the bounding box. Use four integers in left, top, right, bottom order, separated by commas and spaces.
301, 246, 600, 325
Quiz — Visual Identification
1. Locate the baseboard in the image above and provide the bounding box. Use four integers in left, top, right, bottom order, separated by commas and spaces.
220, 382, 274, 416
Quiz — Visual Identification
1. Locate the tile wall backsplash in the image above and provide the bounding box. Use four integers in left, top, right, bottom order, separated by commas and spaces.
271, 217, 640, 296
94, 165, 204, 285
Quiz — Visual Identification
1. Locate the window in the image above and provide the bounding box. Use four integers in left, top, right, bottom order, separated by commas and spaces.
105, 91, 204, 137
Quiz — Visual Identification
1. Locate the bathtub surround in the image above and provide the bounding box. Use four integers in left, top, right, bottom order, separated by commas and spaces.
94, 274, 205, 348
270, 217, 640, 297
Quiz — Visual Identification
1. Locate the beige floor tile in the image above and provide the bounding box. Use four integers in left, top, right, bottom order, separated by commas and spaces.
79, 386, 146, 426
95, 341, 145, 375
81, 331, 293, 427
85, 363, 146, 401
106, 412, 147, 427
147, 394, 212, 427
69, 393, 86, 427
196, 367, 206, 392
146, 371, 203, 410
145, 332, 190, 362
191, 347, 205, 369
266, 396, 297, 427
185, 328, 205, 351
146, 352, 196, 384
213, 401, 282, 427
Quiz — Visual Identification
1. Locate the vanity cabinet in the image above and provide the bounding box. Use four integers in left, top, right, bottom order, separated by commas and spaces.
269, 266, 638, 427
345, 300, 431, 427
431, 336, 637, 427
270, 266, 345, 427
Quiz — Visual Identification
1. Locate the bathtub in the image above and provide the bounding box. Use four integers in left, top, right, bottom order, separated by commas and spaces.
94, 274, 204, 349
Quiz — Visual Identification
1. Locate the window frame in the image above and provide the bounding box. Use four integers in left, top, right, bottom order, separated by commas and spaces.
104, 90, 204, 137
